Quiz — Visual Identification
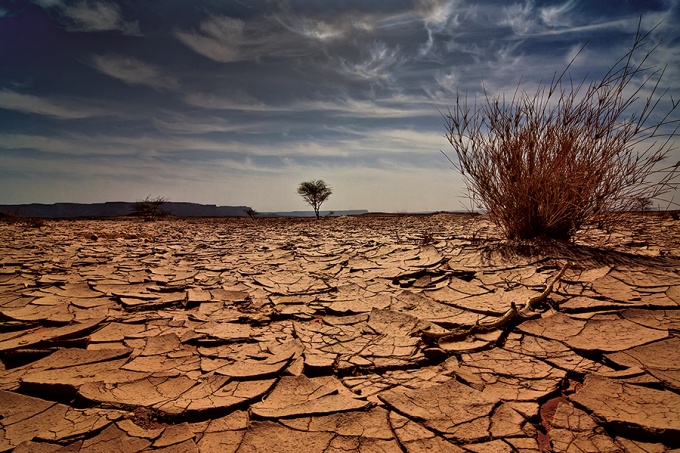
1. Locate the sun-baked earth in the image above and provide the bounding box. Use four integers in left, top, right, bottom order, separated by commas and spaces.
1, 213, 679, 452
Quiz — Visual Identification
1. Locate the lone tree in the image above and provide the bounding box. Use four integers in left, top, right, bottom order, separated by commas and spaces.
443, 22, 679, 240
297, 180, 332, 219
133, 196, 168, 221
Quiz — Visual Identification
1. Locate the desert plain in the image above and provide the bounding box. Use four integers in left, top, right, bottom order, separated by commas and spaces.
0, 213, 679, 452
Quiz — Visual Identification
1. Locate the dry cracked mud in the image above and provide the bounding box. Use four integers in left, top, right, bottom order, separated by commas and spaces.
1, 213, 679, 452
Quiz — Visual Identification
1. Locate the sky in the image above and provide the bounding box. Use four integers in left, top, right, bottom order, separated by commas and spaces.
1, 0, 679, 213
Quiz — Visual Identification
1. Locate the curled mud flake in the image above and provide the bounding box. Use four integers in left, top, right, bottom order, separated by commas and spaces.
21, 357, 147, 396
606, 336, 680, 391
78, 423, 152, 452
237, 421, 335, 453
116, 419, 165, 440
0, 390, 58, 450
489, 403, 527, 438
379, 379, 497, 442
570, 375, 680, 444
613, 436, 670, 452
609, 268, 680, 288
621, 308, 680, 330
152, 422, 194, 448
79, 375, 194, 408
0, 318, 105, 352
591, 275, 642, 302
389, 411, 466, 452
251, 375, 370, 419
35, 406, 129, 442
391, 289, 481, 326
139, 333, 182, 356
503, 333, 609, 375
281, 407, 394, 441
564, 317, 668, 353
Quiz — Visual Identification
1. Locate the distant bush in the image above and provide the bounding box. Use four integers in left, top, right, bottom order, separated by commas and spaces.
1, 212, 45, 228
133, 196, 169, 221
22, 217, 45, 228
245, 207, 258, 219
443, 23, 679, 240
0, 211, 17, 224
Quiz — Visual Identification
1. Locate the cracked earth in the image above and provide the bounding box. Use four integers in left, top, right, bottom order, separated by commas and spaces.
1, 213, 679, 452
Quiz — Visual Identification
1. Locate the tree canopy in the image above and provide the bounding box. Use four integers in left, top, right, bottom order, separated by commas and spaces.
297, 180, 332, 219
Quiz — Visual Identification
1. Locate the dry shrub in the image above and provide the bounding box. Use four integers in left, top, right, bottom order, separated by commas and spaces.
132, 196, 169, 221
443, 23, 679, 240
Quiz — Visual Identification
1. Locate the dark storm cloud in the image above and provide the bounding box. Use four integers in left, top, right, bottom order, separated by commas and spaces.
1, 0, 678, 211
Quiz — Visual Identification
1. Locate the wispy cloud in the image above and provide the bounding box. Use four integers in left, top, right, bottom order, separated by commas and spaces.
184, 89, 438, 119
34, 0, 140, 34
0, 89, 106, 119
176, 12, 346, 63
282, 17, 347, 42
175, 16, 245, 63
338, 41, 404, 85
152, 112, 261, 135
540, 0, 577, 29
500, 0, 636, 38
183, 91, 270, 111
92, 55, 178, 91
416, 0, 460, 56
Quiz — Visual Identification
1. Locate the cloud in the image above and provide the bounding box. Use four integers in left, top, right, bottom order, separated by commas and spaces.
176, 11, 360, 63
434, 70, 457, 94
183, 88, 438, 119
152, 112, 260, 135
338, 41, 404, 84
416, 0, 460, 56
183, 91, 270, 111
175, 15, 251, 63
92, 55, 178, 91
498, 0, 638, 38
283, 17, 347, 42
0, 89, 106, 119
34, 0, 140, 34
540, 0, 576, 29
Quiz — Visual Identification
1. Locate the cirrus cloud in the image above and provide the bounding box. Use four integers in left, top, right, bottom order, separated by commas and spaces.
92, 55, 178, 91
34, 0, 140, 34
0, 89, 107, 119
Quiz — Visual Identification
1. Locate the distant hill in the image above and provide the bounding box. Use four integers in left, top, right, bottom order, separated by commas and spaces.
0, 203, 370, 219
0, 202, 251, 218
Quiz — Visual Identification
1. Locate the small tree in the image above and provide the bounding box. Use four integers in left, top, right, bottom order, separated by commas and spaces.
297, 180, 332, 219
133, 196, 168, 221
443, 22, 679, 240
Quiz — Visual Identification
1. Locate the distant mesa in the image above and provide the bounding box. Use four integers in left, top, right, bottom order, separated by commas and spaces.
0, 202, 368, 219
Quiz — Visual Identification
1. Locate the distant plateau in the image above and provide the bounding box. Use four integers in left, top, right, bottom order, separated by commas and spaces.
0, 202, 368, 219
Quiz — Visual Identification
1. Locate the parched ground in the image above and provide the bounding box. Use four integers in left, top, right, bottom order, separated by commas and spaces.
1, 213, 679, 452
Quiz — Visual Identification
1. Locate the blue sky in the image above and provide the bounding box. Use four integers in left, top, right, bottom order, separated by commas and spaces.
1, 0, 679, 212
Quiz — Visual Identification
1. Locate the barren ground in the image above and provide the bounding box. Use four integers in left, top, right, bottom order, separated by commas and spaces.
1, 213, 679, 452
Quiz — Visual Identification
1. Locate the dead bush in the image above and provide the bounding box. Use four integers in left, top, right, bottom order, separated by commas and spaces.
443, 23, 679, 240
132, 196, 169, 221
